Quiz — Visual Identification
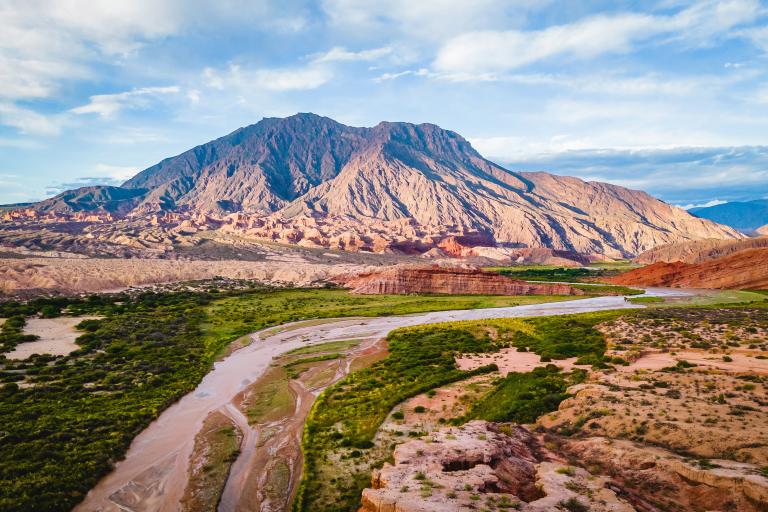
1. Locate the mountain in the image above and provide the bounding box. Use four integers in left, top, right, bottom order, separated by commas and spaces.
608, 248, 768, 289
635, 236, 768, 265
2, 113, 742, 259
691, 199, 768, 232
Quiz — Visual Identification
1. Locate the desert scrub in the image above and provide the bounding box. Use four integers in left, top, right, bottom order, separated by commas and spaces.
0, 287, 578, 512
293, 322, 503, 512
453, 364, 570, 424
0, 315, 39, 352
504, 311, 622, 364
0, 291, 215, 512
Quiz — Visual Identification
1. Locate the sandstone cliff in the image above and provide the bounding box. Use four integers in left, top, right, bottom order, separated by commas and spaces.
608, 247, 768, 289
635, 236, 768, 264
339, 266, 584, 296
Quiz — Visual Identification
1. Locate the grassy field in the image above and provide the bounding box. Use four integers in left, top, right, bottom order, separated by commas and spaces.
639, 290, 768, 308
200, 288, 580, 357
486, 262, 638, 284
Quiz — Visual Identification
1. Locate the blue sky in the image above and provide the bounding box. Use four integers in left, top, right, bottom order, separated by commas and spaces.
1, 0, 767, 207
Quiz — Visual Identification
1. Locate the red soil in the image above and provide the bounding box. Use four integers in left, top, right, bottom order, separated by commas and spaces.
608, 248, 768, 289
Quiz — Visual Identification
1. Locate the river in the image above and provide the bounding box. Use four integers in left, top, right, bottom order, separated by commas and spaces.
75, 288, 686, 511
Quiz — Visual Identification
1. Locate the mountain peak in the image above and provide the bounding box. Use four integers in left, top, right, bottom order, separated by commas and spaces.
23, 114, 742, 257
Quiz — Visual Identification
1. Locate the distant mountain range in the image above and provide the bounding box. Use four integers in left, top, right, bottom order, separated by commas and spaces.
1, 113, 741, 259
691, 199, 768, 232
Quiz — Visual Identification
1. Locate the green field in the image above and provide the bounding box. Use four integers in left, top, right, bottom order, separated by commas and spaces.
200, 288, 580, 356
485, 263, 637, 283
636, 290, 768, 308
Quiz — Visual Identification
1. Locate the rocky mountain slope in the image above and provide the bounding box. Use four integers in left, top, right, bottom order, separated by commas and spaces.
608, 247, 768, 289
691, 199, 768, 232
2, 114, 741, 259
635, 236, 768, 264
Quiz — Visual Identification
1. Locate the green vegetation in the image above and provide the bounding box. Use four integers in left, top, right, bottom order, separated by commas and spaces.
244, 366, 296, 424
455, 364, 570, 423
182, 414, 242, 512
487, 263, 636, 283
628, 296, 665, 304
0, 291, 213, 512
0, 287, 583, 512
484, 266, 642, 295
0, 315, 38, 352
284, 353, 341, 379
489, 266, 604, 282
507, 312, 620, 365
661, 290, 768, 307
294, 322, 503, 511
294, 311, 616, 512
284, 353, 341, 368
201, 289, 578, 353
287, 339, 361, 356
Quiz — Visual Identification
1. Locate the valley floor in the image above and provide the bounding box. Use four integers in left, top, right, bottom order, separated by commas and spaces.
3, 285, 768, 512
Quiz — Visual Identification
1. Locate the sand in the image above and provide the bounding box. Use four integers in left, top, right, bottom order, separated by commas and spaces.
456, 347, 588, 375
619, 350, 768, 374
6, 317, 98, 359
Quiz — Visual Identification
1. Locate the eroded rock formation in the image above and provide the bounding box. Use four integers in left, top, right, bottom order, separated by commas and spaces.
1, 114, 741, 259
635, 236, 768, 264
360, 421, 633, 512
608, 247, 768, 289
339, 266, 584, 296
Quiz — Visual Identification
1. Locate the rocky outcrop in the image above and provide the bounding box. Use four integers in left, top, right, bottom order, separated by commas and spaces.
608, 247, 768, 289
360, 421, 634, 512
339, 266, 584, 296
635, 236, 768, 264
560, 437, 768, 512
3, 113, 742, 259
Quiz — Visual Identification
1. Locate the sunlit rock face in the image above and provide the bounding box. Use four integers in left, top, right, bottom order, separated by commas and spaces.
3, 113, 741, 259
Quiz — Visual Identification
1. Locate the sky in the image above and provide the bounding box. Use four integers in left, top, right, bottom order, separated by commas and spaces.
1, 0, 767, 207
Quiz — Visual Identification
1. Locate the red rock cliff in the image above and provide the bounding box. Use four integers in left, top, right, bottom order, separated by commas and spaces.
341, 266, 584, 296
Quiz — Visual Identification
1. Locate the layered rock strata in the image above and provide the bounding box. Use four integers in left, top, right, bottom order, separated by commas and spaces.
339, 266, 584, 296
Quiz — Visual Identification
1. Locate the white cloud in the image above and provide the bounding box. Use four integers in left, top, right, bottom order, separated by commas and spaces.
321, 0, 546, 41
202, 64, 332, 92
93, 163, 140, 181
311, 46, 392, 63
70, 86, 180, 118
742, 25, 768, 51
373, 70, 414, 82
679, 199, 728, 209
0, 103, 61, 135
433, 0, 762, 77
495, 145, 768, 204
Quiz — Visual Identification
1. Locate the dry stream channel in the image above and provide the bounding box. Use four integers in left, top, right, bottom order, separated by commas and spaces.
75, 288, 687, 512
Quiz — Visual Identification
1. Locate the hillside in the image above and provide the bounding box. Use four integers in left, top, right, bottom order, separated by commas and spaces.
691, 199, 768, 232
1, 114, 741, 259
608, 248, 768, 289
635, 236, 768, 264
